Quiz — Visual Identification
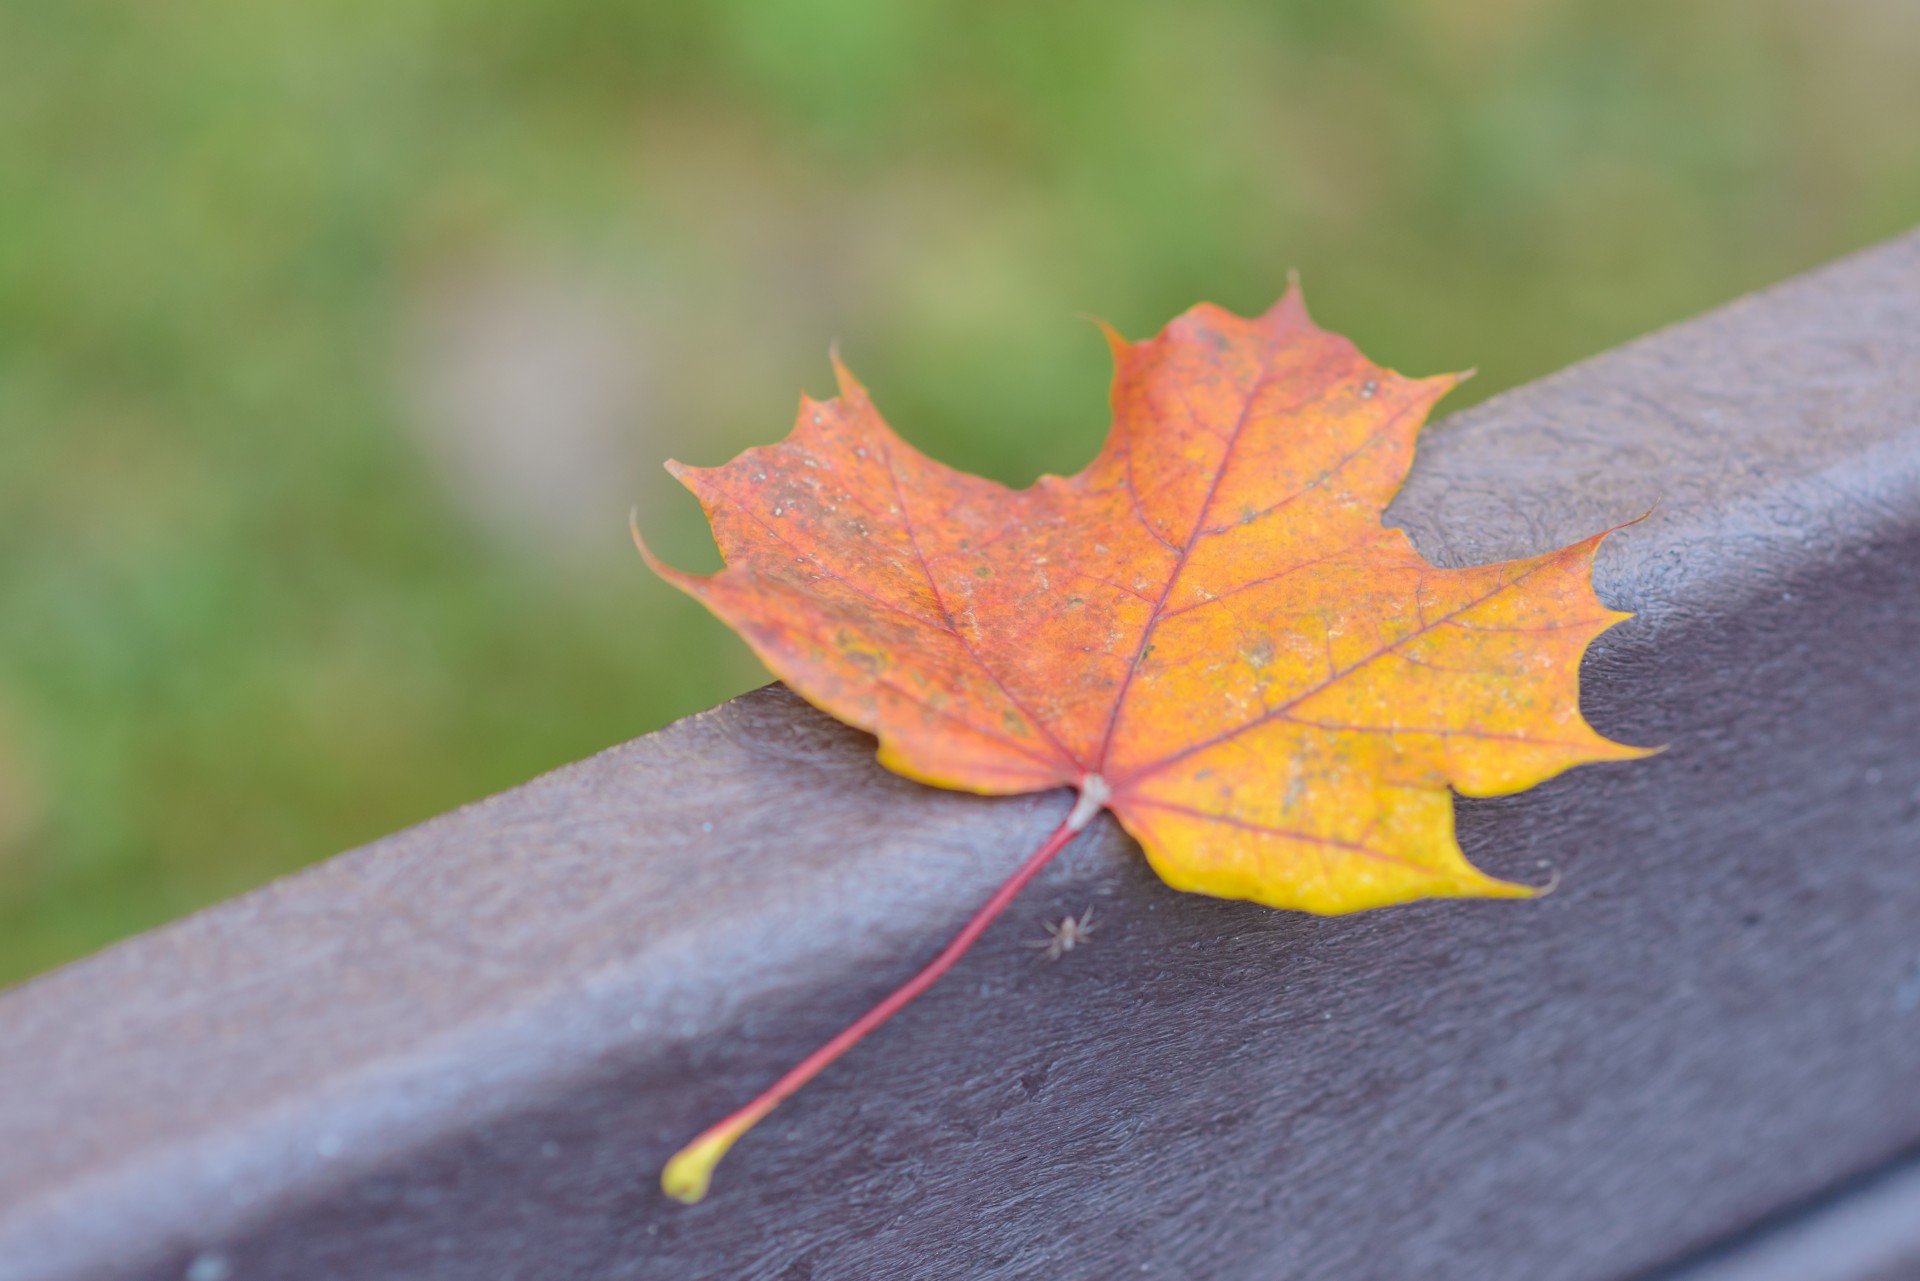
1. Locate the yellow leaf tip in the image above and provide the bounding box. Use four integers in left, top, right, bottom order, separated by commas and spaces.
1520, 861, 1562, 899
1453, 867, 1540, 902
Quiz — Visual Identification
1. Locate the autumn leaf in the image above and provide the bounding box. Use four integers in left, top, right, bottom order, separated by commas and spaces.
639, 285, 1651, 1201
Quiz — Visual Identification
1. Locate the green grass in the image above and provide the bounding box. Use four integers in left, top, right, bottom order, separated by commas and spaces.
2, 0, 1916, 986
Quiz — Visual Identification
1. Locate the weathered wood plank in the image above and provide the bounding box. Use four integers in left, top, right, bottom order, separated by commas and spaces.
3, 233, 1919, 1281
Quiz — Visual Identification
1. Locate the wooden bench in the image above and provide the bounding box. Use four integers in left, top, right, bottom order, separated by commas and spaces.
4, 233, 1918, 1281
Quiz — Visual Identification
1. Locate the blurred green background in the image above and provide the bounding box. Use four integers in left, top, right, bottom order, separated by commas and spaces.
2, 0, 1916, 987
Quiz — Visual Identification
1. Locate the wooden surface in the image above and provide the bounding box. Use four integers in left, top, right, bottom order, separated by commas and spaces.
3, 233, 1919, 1281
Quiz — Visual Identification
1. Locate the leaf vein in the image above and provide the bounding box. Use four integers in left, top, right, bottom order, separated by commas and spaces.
1113, 555, 1564, 784
876, 434, 1081, 769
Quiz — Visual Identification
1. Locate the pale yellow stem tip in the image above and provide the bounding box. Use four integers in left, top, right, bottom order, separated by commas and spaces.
661, 1126, 745, 1204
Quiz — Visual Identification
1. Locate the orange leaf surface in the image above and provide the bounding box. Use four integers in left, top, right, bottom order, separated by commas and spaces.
644, 286, 1649, 915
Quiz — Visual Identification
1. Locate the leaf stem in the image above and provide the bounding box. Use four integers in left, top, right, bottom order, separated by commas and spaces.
661, 787, 1100, 1203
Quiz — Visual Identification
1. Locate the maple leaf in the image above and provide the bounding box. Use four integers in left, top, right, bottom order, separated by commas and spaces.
639, 285, 1651, 1201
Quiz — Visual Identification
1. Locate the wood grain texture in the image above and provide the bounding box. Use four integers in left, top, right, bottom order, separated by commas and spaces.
3, 233, 1919, 1281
